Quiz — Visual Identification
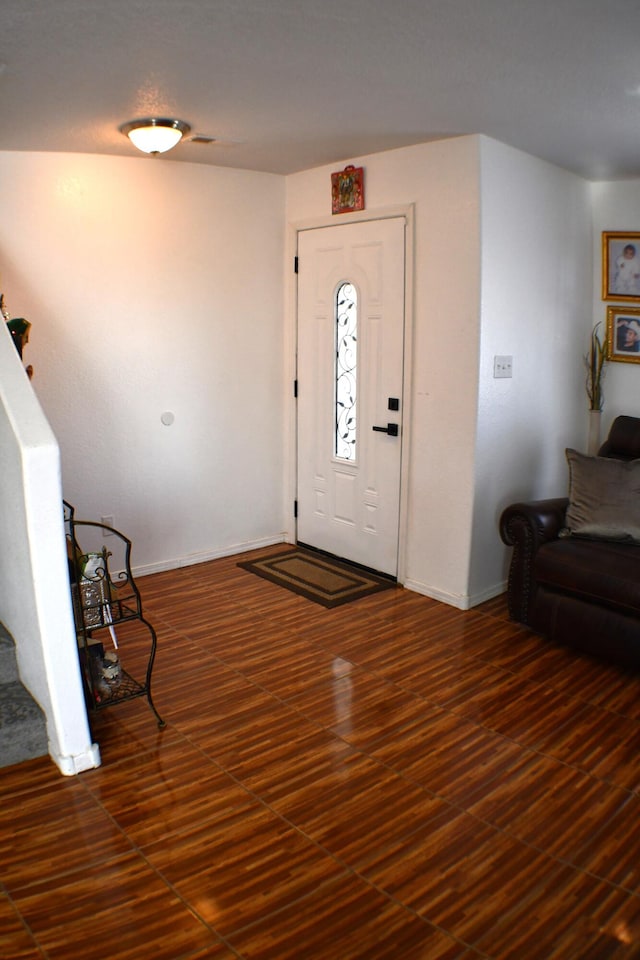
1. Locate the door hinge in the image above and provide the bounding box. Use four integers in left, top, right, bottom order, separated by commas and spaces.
294, 255, 299, 274
294, 379, 298, 398
294, 500, 298, 518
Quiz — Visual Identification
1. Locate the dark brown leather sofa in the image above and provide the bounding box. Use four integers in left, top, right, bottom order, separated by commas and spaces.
500, 415, 640, 670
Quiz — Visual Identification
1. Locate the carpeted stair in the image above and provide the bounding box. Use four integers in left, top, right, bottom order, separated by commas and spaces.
0, 623, 47, 768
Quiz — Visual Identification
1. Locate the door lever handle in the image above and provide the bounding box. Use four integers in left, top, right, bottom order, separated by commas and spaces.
372, 423, 399, 437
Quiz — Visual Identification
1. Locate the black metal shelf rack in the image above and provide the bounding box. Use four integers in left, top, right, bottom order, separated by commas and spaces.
64, 501, 165, 728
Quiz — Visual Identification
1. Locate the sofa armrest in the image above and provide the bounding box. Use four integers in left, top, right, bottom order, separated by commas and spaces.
499, 497, 569, 625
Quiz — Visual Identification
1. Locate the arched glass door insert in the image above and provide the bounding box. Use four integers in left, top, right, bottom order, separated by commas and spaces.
334, 281, 358, 461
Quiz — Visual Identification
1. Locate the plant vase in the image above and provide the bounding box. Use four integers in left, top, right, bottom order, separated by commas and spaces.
587, 409, 602, 455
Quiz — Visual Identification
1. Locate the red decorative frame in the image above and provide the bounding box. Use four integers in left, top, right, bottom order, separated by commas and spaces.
331, 165, 365, 215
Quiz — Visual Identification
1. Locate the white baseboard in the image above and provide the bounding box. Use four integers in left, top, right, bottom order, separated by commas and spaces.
51, 741, 101, 775
470, 580, 508, 607
404, 578, 507, 610
132, 534, 289, 579
131, 539, 507, 611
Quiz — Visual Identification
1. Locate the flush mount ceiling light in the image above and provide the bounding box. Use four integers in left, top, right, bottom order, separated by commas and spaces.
120, 117, 191, 155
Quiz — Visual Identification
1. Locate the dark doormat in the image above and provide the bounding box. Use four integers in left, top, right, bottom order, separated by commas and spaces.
238, 547, 397, 608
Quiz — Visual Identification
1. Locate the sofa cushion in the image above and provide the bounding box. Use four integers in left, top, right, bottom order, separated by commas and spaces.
564, 448, 640, 542
535, 538, 640, 617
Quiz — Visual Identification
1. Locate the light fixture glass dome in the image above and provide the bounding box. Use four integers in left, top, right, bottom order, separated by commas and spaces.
120, 118, 191, 154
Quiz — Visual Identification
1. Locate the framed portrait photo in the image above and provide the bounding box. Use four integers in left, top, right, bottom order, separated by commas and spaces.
602, 232, 640, 301
606, 305, 640, 364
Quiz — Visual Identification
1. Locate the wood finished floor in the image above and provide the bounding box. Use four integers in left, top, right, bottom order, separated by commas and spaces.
4, 545, 640, 958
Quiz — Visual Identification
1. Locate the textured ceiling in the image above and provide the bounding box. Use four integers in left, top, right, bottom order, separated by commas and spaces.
1, 0, 640, 178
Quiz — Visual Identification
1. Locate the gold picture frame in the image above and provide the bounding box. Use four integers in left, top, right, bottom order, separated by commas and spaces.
606, 304, 640, 364
602, 232, 640, 301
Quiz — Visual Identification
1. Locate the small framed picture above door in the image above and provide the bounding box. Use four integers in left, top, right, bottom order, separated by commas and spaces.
331, 165, 365, 215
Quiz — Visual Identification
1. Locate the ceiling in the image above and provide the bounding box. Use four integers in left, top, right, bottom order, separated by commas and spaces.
2, 0, 640, 179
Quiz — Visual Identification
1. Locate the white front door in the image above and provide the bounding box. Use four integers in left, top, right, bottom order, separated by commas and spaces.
296, 217, 406, 577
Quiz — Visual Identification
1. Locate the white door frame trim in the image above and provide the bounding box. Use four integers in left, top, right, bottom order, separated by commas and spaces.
284, 204, 415, 585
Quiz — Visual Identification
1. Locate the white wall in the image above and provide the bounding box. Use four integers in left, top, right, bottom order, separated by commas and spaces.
470, 138, 592, 599
286, 135, 592, 607
0, 321, 97, 774
287, 137, 483, 606
0, 152, 286, 573
591, 180, 640, 429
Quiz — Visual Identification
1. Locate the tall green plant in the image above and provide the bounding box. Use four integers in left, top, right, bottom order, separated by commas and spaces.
585, 321, 607, 412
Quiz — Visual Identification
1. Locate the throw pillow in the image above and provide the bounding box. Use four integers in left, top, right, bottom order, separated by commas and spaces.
564, 448, 640, 542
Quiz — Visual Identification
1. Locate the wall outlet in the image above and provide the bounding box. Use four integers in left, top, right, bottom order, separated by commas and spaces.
100, 515, 114, 536
493, 355, 513, 378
